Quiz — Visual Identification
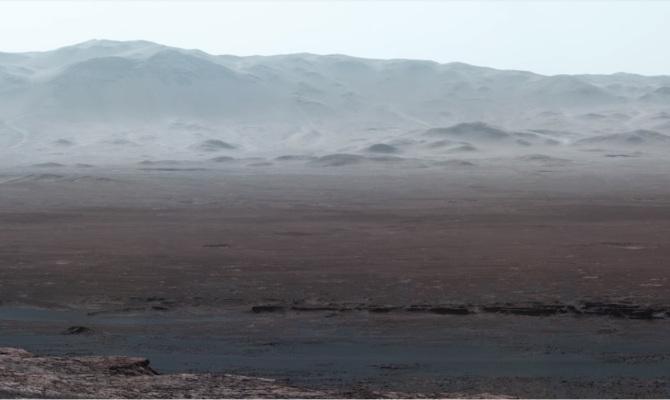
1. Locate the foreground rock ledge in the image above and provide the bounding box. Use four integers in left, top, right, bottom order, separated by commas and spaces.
0, 348, 328, 398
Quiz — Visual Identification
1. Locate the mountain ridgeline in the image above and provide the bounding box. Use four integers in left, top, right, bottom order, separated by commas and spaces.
1, 39, 670, 165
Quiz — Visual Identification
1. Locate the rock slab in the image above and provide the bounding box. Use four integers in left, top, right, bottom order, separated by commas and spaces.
0, 348, 327, 398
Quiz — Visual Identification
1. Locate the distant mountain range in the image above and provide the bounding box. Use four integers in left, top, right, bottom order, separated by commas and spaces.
1, 39, 669, 164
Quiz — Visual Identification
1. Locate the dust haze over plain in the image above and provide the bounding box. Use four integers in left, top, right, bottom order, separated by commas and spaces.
5, 3, 670, 397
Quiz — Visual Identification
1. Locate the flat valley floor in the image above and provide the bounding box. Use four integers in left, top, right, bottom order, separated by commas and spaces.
1, 159, 670, 397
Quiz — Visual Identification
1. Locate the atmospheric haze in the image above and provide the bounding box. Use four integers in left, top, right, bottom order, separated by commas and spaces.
3, 5, 670, 397
1, 39, 670, 168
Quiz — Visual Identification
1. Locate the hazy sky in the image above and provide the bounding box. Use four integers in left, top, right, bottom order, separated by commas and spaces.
1, 1, 669, 76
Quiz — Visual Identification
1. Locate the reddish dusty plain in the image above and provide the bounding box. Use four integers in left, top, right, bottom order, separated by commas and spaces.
1, 162, 670, 397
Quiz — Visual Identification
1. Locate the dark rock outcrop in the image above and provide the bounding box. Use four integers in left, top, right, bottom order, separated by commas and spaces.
62, 326, 94, 335
250, 300, 669, 320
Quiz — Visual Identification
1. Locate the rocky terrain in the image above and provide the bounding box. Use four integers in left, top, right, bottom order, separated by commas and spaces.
2, 40, 670, 398
0, 347, 329, 398
1, 347, 520, 398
